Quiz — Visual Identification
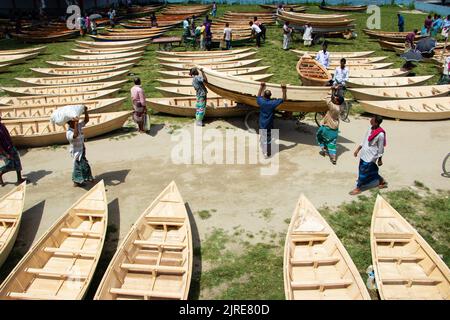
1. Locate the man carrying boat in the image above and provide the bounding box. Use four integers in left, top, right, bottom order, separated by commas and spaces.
350, 115, 387, 195
257, 82, 287, 158
315, 42, 330, 68
0, 117, 27, 187
190, 67, 208, 127
316, 94, 344, 165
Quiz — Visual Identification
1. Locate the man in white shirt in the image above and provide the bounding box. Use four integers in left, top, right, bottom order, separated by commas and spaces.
223, 22, 232, 50
249, 21, 262, 48
282, 21, 293, 50
315, 42, 330, 68
303, 23, 313, 47
350, 115, 387, 195
332, 58, 349, 96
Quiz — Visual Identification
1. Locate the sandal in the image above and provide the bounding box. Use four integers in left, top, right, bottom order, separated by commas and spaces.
349, 188, 361, 195
378, 183, 388, 189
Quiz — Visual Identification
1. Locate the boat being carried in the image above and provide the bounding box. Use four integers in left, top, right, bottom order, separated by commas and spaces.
371, 195, 450, 299
94, 181, 193, 300
359, 97, 450, 120
0, 181, 107, 300
284, 194, 371, 300
0, 182, 26, 268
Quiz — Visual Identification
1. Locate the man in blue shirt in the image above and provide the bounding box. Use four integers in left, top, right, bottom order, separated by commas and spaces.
397, 13, 405, 32
257, 82, 287, 158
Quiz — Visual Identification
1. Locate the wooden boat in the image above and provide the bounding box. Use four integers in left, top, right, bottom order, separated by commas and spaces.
148, 96, 251, 118
88, 33, 165, 41
71, 45, 147, 55
284, 194, 370, 300
332, 68, 410, 78
156, 86, 220, 98
160, 59, 262, 71
291, 50, 375, 58
0, 53, 39, 65
279, 12, 354, 26
76, 39, 150, 48
2, 111, 132, 147
0, 64, 9, 72
349, 85, 450, 101
45, 57, 141, 68
363, 29, 424, 43
94, 181, 192, 300
296, 55, 331, 86
0, 97, 125, 119
157, 52, 257, 64
202, 68, 330, 112
61, 51, 144, 61
0, 183, 27, 268
104, 26, 172, 33
379, 40, 404, 51
327, 63, 393, 71
0, 80, 128, 97
371, 195, 450, 299
0, 46, 46, 55
30, 64, 134, 76
11, 32, 76, 43
359, 97, 450, 120
157, 48, 253, 58
0, 181, 107, 300
158, 66, 270, 78
157, 74, 273, 86
260, 4, 306, 11
16, 70, 129, 86
346, 75, 434, 88
320, 5, 367, 12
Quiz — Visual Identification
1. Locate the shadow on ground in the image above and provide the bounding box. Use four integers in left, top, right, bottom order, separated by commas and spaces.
186, 202, 202, 300
95, 169, 130, 187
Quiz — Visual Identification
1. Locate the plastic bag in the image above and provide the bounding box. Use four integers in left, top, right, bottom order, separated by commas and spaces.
143, 113, 150, 132
50, 105, 86, 126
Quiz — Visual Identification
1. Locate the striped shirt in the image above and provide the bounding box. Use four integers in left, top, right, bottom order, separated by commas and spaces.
66, 122, 86, 162
360, 127, 385, 163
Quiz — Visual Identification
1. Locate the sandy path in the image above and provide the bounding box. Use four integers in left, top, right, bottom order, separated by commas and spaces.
1, 115, 448, 247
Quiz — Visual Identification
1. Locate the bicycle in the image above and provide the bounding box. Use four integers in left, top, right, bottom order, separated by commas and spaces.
442, 152, 450, 177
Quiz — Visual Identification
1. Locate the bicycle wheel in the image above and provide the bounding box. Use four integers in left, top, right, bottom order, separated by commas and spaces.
244, 110, 259, 134
314, 112, 326, 127
340, 101, 351, 122
442, 152, 450, 177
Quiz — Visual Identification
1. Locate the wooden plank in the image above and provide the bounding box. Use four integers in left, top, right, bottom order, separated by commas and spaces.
291, 279, 353, 289
120, 263, 185, 274
25, 268, 88, 279
43, 247, 97, 258
110, 287, 183, 299
133, 240, 186, 250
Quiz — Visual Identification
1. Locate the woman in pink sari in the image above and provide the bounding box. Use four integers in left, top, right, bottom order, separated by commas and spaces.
130, 77, 147, 133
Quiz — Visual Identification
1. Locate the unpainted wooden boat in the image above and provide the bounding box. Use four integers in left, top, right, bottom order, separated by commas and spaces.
0, 64, 9, 72
201, 68, 330, 112
284, 194, 371, 300
363, 29, 424, 43
0, 97, 125, 119
320, 5, 367, 12
291, 50, 375, 58
61, 51, 144, 61
76, 39, 150, 48
0, 181, 107, 300
279, 12, 354, 26
148, 96, 251, 118
0, 46, 46, 55
16, 70, 129, 86
349, 85, 450, 101
296, 55, 332, 86
71, 45, 147, 55
331, 68, 410, 78
46, 57, 141, 68
346, 75, 434, 88
94, 181, 192, 300
30, 63, 134, 76
157, 52, 257, 64
0, 183, 27, 268
359, 97, 450, 120
161, 59, 262, 71
327, 63, 394, 71
379, 40, 405, 51
158, 66, 270, 78
0, 80, 128, 97
260, 4, 306, 11
0, 53, 39, 65
11, 32, 76, 43
156, 86, 220, 98
371, 195, 450, 299
157, 74, 273, 86
2, 111, 132, 147
88, 33, 165, 41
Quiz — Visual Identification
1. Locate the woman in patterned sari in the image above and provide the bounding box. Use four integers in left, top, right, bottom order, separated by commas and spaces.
190, 67, 208, 127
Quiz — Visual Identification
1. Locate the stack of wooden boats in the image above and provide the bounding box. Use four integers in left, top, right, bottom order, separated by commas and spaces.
150, 48, 272, 117
123, 4, 164, 18
277, 11, 355, 34
0, 40, 142, 147
160, 4, 211, 16
11, 23, 79, 43
364, 29, 424, 43
319, 4, 367, 12
219, 11, 276, 25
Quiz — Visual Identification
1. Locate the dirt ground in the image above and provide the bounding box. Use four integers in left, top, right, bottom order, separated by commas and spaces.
1, 115, 449, 251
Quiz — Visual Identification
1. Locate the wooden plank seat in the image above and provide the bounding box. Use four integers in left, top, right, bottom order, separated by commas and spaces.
0, 218, 16, 225
135, 253, 183, 264
0, 213, 19, 219
60, 228, 102, 237
7, 292, 73, 300
381, 277, 442, 286
120, 263, 185, 274
291, 279, 353, 290
374, 232, 414, 239
109, 287, 183, 299
75, 211, 105, 218
133, 239, 186, 250
290, 236, 329, 243
43, 247, 97, 258
145, 218, 184, 227
25, 267, 89, 279
377, 254, 425, 262
290, 257, 340, 266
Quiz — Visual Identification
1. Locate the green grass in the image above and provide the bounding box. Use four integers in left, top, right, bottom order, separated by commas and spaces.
0, 4, 442, 124
195, 187, 450, 299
